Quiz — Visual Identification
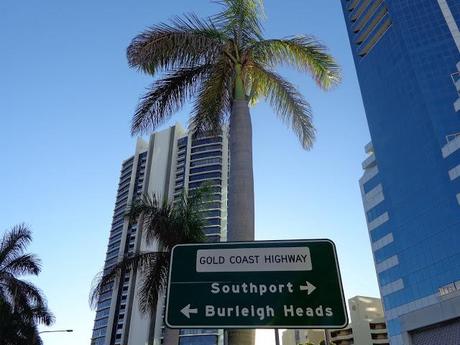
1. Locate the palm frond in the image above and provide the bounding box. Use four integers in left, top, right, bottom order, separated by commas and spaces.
190, 56, 233, 135
2, 254, 41, 276
248, 64, 315, 149
213, 0, 265, 45
250, 36, 341, 89
137, 251, 169, 313
0, 299, 53, 345
171, 187, 210, 245
2, 277, 46, 309
90, 252, 162, 309
186, 182, 213, 211
27, 305, 55, 326
131, 64, 212, 135
0, 224, 52, 344
92, 187, 209, 315
127, 193, 160, 225
127, 13, 225, 74
127, 194, 175, 247
17, 302, 55, 327
0, 224, 32, 267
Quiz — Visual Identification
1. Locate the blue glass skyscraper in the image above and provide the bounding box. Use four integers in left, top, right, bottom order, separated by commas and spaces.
341, 1, 460, 344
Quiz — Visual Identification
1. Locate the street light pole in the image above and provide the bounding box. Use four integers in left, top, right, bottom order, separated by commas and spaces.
274, 329, 280, 345
39, 329, 74, 334
33, 329, 73, 344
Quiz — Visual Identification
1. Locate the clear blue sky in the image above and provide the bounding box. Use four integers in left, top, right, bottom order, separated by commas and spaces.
0, 1, 376, 344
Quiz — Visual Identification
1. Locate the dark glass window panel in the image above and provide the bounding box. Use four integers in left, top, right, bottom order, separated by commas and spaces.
189, 172, 222, 182
191, 151, 222, 161
179, 335, 218, 345
190, 165, 222, 175
191, 144, 222, 154
191, 137, 222, 147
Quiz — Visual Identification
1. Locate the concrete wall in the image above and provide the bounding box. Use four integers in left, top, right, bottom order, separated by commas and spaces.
127, 126, 183, 345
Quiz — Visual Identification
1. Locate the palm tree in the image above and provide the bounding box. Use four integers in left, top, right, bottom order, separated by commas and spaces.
0, 224, 55, 344
127, 2, 339, 343
91, 188, 209, 343
0, 299, 54, 345
127, 0, 340, 244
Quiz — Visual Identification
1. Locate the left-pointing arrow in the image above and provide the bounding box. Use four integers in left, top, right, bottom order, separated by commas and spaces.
181, 304, 198, 318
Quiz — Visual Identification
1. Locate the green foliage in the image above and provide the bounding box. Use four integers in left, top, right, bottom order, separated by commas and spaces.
127, 0, 341, 148
0, 224, 54, 345
91, 186, 211, 313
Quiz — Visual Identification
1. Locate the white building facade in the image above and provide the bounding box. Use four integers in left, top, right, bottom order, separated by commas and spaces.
90, 124, 228, 345
329, 296, 389, 345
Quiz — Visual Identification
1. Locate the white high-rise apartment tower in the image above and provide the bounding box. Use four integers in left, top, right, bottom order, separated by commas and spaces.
90, 124, 229, 345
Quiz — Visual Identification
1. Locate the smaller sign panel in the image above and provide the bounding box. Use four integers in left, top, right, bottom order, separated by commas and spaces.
166, 239, 348, 329
196, 246, 312, 272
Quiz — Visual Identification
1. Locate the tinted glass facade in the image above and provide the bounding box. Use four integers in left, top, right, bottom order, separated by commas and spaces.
173, 133, 228, 345
342, 0, 460, 344
91, 152, 148, 345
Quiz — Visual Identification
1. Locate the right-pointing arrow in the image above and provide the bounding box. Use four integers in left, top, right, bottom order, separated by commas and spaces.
180, 304, 198, 319
299, 281, 316, 295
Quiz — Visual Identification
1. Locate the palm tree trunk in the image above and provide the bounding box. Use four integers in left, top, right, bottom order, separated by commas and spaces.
228, 99, 255, 241
227, 99, 255, 345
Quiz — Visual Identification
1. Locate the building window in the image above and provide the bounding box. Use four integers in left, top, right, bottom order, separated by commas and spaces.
201, 210, 221, 218
179, 335, 218, 345
204, 226, 221, 235
191, 150, 222, 161
190, 157, 222, 167
188, 180, 221, 190
180, 329, 219, 335
205, 218, 221, 226
206, 235, 221, 243
189, 172, 222, 182
190, 165, 222, 175
191, 137, 222, 147
191, 144, 222, 154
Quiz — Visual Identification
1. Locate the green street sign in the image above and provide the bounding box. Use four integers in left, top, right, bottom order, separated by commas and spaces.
166, 240, 348, 329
